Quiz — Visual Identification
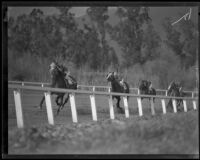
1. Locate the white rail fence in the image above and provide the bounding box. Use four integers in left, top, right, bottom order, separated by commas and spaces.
8, 81, 198, 97
9, 84, 198, 128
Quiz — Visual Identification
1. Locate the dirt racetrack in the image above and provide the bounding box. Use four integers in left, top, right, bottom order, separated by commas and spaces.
8, 88, 199, 155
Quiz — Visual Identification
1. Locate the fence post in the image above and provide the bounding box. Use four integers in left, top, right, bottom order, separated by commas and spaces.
44, 92, 54, 125
172, 99, 177, 113
69, 93, 78, 123
137, 97, 143, 116
192, 92, 194, 98
161, 99, 166, 114
22, 82, 24, 86
193, 100, 197, 110
150, 98, 155, 115
90, 87, 97, 121
123, 96, 129, 118
183, 100, 187, 112
108, 90, 115, 119
14, 89, 24, 128
41, 83, 44, 87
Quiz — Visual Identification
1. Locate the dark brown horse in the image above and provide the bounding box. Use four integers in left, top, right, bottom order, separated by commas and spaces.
106, 72, 130, 113
167, 81, 183, 111
138, 80, 156, 102
39, 62, 77, 115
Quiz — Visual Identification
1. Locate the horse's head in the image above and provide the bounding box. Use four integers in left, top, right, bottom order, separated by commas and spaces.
106, 72, 115, 82
49, 62, 65, 79
139, 80, 148, 90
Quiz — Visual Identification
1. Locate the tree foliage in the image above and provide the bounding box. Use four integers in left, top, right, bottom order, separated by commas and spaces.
8, 7, 119, 71
162, 17, 198, 68
8, 7, 197, 74
86, 7, 119, 70
107, 7, 152, 67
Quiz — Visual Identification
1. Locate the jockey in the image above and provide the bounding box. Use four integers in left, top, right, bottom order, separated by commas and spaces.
54, 62, 67, 73
50, 62, 56, 70
49, 62, 57, 77
148, 81, 153, 90
64, 71, 73, 85
62, 68, 77, 85
114, 71, 127, 90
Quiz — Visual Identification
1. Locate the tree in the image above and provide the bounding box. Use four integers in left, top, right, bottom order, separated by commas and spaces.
162, 17, 198, 68
8, 14, 32, 56
162, 17, 184, 58
140, 22, 161, 63
86, 7, 118, 70
8, 8, 65, 59
107, 7, 151, 67
83, 24, 102, 70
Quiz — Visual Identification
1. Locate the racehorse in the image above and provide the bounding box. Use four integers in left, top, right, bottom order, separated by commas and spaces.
138, 80, 156, 102
166, 81, 183, 111
39, 62, 77, 115
106, 72, 130, 113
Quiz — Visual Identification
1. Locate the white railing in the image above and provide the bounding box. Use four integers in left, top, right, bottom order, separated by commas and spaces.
8, 80, 198, 97
9, 84, 198, 128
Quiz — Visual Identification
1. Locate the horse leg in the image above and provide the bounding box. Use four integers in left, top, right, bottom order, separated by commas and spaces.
39, 96, 45, 109
177, 99, 182, 111
56, 94, 64, 116
116, 97, 121, 108
61, 94, 69, 110
167, 99, 173, 111
55, 95, 61, 106
116, 97, 124, 113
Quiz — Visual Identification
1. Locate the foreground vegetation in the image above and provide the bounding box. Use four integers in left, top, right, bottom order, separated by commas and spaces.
8, 111, 198, 155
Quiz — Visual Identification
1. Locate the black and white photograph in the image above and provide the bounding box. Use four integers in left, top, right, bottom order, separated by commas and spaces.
3, 1, 199, 158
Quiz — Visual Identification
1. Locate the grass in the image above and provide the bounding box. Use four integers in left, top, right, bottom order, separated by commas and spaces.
8, 110, 199, 155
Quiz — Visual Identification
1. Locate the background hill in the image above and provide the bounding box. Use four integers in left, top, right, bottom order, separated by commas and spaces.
8, 6, 198, 62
